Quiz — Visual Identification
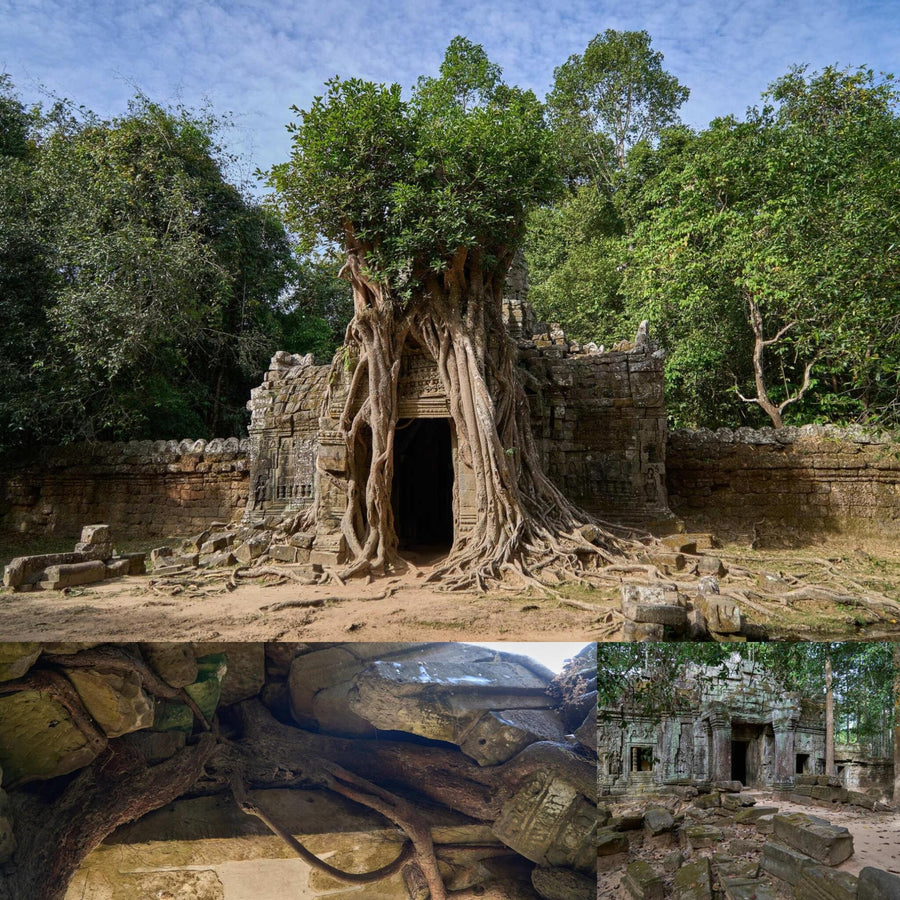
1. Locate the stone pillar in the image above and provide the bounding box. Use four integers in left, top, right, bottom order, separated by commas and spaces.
772, 704, 800, 790
707, 705, 732, 783
693, 718, 709, 783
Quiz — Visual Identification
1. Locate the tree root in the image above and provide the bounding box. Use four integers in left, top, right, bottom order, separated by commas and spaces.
229, 768, 415, 885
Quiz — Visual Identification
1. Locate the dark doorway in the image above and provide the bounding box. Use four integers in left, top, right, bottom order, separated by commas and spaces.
392, 418, 454, 549
796, 753, 810, 774
731, 741, 748, 785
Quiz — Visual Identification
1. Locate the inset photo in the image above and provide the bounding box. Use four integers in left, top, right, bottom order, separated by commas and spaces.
0, 641, 597, 900
597, 642, 900, 898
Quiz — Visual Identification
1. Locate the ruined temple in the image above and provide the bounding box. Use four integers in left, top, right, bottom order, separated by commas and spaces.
244, 260, 672, 566
598, 654, 828, 795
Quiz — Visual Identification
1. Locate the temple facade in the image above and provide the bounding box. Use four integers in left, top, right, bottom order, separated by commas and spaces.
598, 654, 827, 795
243, 263, 673, 565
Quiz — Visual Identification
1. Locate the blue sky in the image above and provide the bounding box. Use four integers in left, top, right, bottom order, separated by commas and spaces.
2, 0, 898, 186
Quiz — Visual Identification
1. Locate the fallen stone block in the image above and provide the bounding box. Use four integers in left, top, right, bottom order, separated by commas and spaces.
622, 619, 666, 640
288, 532, 315, 550
684, 824, 724, 850
117, 552, 147, 575
643, 808, 675, 836
267, 544, 298, 564
694, 594, 742, 634
79, 524, 110, 545
772, 812, 853, 865
104, 558, 132, 578
530, 866, 595, 900
693, 792, 720, 809
150, 547, 173, 563
756, 814, 776, 834
201, 550, 237, 568
817, 775, 842, 787
734, 805, 778, 824
200, 531, 234, 554
625, 602, 688, 627
858, 866, 900, 899
722, 793, 755, 810
673, 857, 712, 900
715, 781, 743, 793
39, 560, 107, 590
696, 556, 727, 577
597, 830, 629, 856
4, 552, 90, 589
714, 855, 758, 879
811, 784, 847, 804
721, 876, 775, 899
660, 535, 698, 554
663, 850, 685, 873
622, 859, 665, 900
848, 790, 876, 809
795, 864, 858, 900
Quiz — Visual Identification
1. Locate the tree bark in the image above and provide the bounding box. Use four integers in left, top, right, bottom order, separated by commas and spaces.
311, 240, 634, 590
825, 648, 835, 776
893, 643, 900, 803
2, 736, 217, 900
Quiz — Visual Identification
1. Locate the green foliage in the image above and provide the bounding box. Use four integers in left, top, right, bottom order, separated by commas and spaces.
620, 66, 900, 427
268, 37, 561, 301
546, 29, 689, 186
0, 83, 299, 450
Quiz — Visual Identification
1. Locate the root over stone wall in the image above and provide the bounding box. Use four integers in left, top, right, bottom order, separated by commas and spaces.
666, 425, 900, 546
0, 440, 250, 539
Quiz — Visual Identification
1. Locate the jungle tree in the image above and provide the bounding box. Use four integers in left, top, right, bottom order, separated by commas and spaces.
268, 37, 634, 588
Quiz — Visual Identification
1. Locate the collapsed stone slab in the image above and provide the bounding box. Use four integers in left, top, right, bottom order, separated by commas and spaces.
772, 812, 854, 865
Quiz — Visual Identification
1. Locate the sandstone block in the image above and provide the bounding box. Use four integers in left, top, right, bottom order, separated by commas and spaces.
684, 824, 724, 850
858, 866, 900, 899
622, 620, 665, 641
773, 813, 854, 865
721, 877, 775, 900
796, 864, 858, 900
694, 594, 742, 633
267, 544, 298, 563
530, 866, 595, 900
66, 667, 154, 738
140, 643, 198, 688
79, 524, 110, 544
40, 560, 107, 590
673, 857, 712, 900
104, 558, 132, 578
643, 808, 675, 836
734, 806, 779, 824
848, 790, 876, 809
622, 859, 665, 900
192, 643, 265, 707
660, 535, 697, 554
597, 830, 629, 856
0, 644, 42, 682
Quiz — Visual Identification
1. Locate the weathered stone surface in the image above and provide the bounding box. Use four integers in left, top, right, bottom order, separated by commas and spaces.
684, 824, 724, 850
694, 793, 720, 809
721, 876, 775, 900
460, 708, 566, 765
622, 859, 665, 900
673, 857, 712, 900
121, 729, 187, 764
760, 840, 815, 884
201, 549, 237, 568
183, 654, 228, 723
193, 643, 265, 706
713, 855, 758, 879
530, 866, 595, 900
103, 558, 132, 578
492, 769, 595, 871
667, 426, 900, 545
66, 667, 154, 738
772, 813, 853, 865
694, 594, 741, 634
796, 864, 859, 900
140, 642, 199, 688
0, 690, 98, 783
622, 620, 666, 641
40, 560, 107, 590
858, 866, 900, 899
0, 643, 42, 681
734, 805, 779, 824
643, 808, 674, 835
0, 778, 15, 864
596, 830, 629, 856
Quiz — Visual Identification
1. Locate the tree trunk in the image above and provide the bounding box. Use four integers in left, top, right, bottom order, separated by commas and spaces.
825, 648, 834, 775
2, 736, 217, 900
893, 643, 900, 802
314, 241, 631, 589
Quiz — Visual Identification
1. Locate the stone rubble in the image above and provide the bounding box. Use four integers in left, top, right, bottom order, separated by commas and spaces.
2, 524, 146, 592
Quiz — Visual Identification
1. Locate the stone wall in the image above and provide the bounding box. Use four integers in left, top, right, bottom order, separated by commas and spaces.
667, 425, 900, 545
0, 439, 250, 539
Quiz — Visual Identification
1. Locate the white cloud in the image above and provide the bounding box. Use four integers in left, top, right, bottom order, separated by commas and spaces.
1, 0, 897, 181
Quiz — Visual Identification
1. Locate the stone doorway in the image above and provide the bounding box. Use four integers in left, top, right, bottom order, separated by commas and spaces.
732, 740, 749, 785
392, 418, 455, 550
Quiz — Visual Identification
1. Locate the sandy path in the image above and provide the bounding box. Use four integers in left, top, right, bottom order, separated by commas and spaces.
0, 566, 611, 642
753, 792, 900, 876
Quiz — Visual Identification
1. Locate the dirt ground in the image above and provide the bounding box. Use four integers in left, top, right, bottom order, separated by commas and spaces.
2, 539, 899, 643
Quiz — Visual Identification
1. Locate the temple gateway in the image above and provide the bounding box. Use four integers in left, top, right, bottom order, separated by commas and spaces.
598, 654, 828, 795
244, 263, 672, 566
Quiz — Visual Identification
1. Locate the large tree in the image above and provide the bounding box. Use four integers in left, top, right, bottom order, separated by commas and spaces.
269, 38, 631, 588
623, 66, 900, 428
